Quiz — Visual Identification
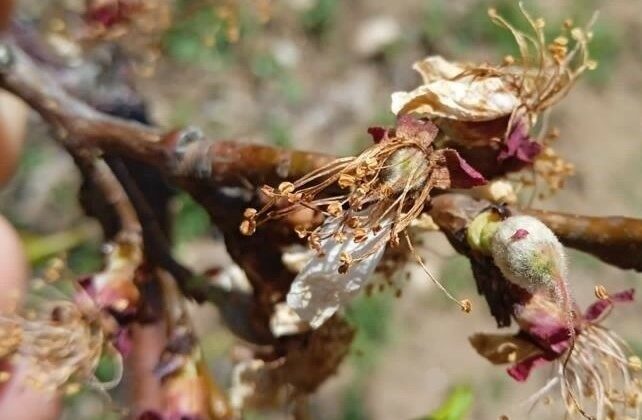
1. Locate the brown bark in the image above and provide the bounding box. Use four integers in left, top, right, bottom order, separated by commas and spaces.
430, 193, 642, 273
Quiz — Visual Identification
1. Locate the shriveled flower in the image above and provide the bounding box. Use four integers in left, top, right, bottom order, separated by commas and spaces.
242, 115, 486, 327
142, 330, 231, 420
470, 289, 641, 419
80, 235, 142, 318
391, 5, 596, 177
0, 301, 110, 393
230, 316, 354, 412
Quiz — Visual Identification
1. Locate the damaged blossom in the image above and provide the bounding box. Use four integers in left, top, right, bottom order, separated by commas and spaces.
391, 5, 596, 179
470, 289, 640, 419
241, 115, 486, 327
467, 214, 640, 419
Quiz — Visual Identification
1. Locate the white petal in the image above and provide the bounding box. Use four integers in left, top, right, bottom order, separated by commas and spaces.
286, 216, 390, 328
269, 302, 309, 337
391, 77, 519, 121
412, 55, 466, 83
281, 245, 315, 273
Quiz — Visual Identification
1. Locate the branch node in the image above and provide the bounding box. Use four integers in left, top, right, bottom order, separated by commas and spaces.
173, 126, 205, 158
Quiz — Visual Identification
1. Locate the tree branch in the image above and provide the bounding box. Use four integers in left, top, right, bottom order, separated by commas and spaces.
0, 37, 333, 187
430, 194, 642, 273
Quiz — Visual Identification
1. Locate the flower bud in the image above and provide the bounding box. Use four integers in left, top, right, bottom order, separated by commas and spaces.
490, 215, 567, 296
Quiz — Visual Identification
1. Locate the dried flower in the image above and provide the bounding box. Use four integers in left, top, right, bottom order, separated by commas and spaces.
243, 116, 485, 327
393, 6, 595, 131
391, 5, 596, 180
145, 331, 231, 420
230, 317, 354, 411
79, 235, 142, 318
0, 301, 109, 393
473, 289, 640, 419
286, 216, 391, 328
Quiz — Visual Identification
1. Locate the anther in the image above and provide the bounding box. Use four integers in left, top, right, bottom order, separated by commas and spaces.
278, 182, 295, 195
460, 299, 472, 313
239, 219, 256, 236
594, 285, 609, 300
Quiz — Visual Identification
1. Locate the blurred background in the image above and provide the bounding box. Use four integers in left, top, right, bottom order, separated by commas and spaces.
1, 0, 641, 418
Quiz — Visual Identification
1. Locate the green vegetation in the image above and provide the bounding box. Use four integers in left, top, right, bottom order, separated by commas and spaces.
164, 3, 232, 64
422, 385, 474, 420
301, 0, 338, 38
423, 0, 620, 87
172, 192, 211, 244
340, 291, 394, 419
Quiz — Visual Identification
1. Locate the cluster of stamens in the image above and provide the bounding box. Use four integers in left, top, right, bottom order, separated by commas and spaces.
484, 5, 597, 127
241, 117, 478, 311
541, 324, 642, 419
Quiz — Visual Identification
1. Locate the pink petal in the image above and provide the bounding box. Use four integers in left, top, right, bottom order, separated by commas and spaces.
115, 328, 133, 356
497, 121, 541, 166
507, 353, 551, 382
441, 149, 487, 188
584, 288, 635, 321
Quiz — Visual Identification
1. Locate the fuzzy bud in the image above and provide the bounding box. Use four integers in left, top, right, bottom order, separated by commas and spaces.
490, 215, 567, 296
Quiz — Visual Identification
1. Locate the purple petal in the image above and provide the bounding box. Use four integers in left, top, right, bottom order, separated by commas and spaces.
611, 288, 636, 303
507, 353, 551, 382
114, 328, 133, 356
497, 121, 541, 166
514, 298, 571, 353
584, 288, 635, 322
367, 126, 387, 143
441, 149, 487, 188
137, 410, 164, 420
87, 4, 123, 28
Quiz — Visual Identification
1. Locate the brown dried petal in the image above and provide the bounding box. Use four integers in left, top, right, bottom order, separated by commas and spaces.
469, 333, 542, 365
431, 149, 487, 190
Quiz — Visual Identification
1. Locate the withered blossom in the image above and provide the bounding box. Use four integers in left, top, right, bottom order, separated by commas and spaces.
230, 316, 354, 412
0, 301, 114, 393
465, 213, 640, 419
241, 115, 486, 327
0, 236, 143, 397
470, 290, 641, 419
139, 327, 231, 420
391, 5, 596, 179
79, 234, 142, 319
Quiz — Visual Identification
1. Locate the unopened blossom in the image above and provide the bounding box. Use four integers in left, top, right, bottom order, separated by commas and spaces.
490, 215, 569, 307
242, 115, 486, 327
468, 214, 574, 333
